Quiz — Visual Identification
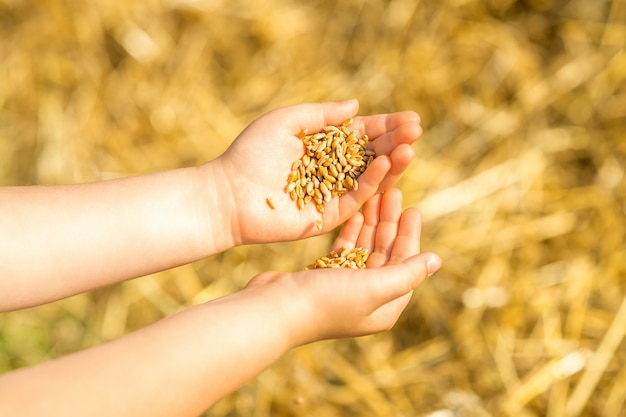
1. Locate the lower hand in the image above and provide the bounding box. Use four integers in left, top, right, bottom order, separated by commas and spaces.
244, 188, 442, 346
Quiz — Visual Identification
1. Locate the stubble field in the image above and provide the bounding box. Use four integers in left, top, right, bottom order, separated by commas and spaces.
1, 1, 625, 416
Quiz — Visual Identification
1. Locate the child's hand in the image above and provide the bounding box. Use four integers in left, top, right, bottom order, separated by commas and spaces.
213, 99, 421, 246
243, 188, 441, 346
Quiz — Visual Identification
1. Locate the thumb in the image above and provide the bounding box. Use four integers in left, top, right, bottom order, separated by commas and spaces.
283, 99, 360, 135
368, 252, 442, 305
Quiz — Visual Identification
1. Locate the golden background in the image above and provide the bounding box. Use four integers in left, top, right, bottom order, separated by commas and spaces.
1, 0, 625, 416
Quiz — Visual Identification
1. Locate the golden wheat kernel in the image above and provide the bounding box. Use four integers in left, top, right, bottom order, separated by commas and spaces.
319, 181, 329, 195
304, 195, 312, 204
328, 164, 338, 178
297, 197, 304, 210
296, 185, 304, 199
305, 181, 314, 195
266, 198, 276, 209
315, 258, 327, 268
315, 219, 323, 230
315, 203, 325, 213
349, 159, 361, 168
352, 178, 359, 191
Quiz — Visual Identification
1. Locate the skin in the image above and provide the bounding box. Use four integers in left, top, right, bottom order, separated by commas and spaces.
0, 100, 441, 417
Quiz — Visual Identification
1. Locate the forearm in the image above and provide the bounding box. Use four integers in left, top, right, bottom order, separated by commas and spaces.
0, 289, 294, 417
0, 162, 234, 311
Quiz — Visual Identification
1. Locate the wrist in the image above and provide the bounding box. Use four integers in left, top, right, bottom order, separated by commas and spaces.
191, 160, 240, 255
243, 271, 319, 349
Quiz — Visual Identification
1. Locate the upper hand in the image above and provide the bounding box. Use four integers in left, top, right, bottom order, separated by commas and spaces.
213, 99, 422, 246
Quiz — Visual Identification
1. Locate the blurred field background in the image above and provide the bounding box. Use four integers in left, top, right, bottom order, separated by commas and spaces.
1, 0, 625, 416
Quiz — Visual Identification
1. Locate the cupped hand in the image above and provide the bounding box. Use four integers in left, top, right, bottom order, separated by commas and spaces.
244, 188, 442, 346
215, 99, 422, 246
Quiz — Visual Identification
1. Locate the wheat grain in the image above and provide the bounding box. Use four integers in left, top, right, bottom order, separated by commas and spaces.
305, 247, 369, 270
286, 119, 374, 212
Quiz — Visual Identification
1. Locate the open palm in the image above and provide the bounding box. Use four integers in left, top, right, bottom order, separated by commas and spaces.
217, 100, 422, 245
244, 188, 440, 345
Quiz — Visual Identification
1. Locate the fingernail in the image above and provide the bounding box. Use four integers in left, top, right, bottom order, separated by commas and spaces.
426, 254, 442, 276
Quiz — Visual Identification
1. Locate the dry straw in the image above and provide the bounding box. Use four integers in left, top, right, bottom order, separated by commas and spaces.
1, 1, 625, 417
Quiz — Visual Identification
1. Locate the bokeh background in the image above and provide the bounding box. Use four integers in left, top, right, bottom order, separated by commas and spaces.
1, 0, 625, 416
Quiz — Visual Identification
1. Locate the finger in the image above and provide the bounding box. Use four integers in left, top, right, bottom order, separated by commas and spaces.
336, 155, 391, 223
377, 143, 415, 192
368, 252, 440, 305
368, 120, 422, 157
366, 188, 403, 268
354, 193, 382, 252
354, 111, 420, 141
388, 208, 422, 265
332, 211, 364, 251
282, 99, 360, 135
